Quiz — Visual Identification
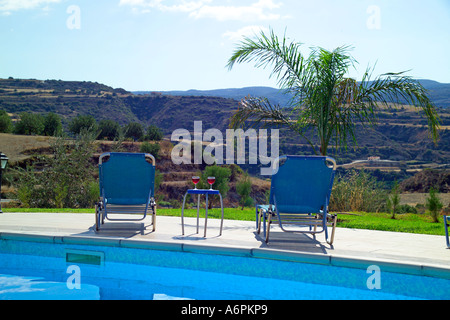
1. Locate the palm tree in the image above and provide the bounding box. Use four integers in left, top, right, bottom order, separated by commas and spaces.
227, 29, 440, 156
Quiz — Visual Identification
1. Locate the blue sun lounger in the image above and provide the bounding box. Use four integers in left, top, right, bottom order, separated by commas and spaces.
95, 152, 157, 232
256, 155, 337, 245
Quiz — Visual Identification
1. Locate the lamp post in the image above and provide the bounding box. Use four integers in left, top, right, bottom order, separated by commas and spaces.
0, 152, 9, 214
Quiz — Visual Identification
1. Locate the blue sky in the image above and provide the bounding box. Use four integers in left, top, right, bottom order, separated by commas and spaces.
1, 0, 449, 91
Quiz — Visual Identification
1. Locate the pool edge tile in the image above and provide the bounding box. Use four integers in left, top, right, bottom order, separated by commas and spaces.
182, 243, 252, 257
61, 236, 121, 247
330, 255, 423, 276
251, 248, 331, 265
0, 232, 55, 243
120, 239, 183, 252
422, 265, 450, 280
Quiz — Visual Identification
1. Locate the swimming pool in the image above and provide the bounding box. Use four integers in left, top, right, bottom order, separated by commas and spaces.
0, 234, 449, 300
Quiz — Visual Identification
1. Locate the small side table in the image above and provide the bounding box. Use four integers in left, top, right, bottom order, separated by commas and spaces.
181, 189, 224, 237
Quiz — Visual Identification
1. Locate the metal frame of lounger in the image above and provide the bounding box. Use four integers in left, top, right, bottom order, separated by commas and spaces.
256, 155, 337, 245
95, 152, 156, 232
445, 215, 450, 249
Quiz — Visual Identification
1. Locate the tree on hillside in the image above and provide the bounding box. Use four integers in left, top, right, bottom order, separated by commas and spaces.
98, 119, 121, 140
227, 29, 440, 156
0, 110, 13, 133
68, 114, 98, 136
145, 124, 164, 141
43, 112, 63, 136
124, 122, 144, 141
14, 112, 44, 135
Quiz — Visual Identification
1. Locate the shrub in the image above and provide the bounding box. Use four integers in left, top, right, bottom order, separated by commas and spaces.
397, 204, 418, 214
426, 187, 443, 223
198, 165, 231, 209
330, 169, 387, 213
13, 132, 98, 208
140, 142, 160, 159
14, 112, 44, 135
236, 171, 252, 210
68, 115, 98, 136
124, 122, 144, 141
98, 119, 121, 140
146, 124, 164, 141
169, 199, 181, 209
386, 181, 400, 219
43, 112, 63, 136
0, 110, 13, 133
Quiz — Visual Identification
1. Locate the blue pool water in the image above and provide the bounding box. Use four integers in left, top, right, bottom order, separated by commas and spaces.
0, 238, 449, 300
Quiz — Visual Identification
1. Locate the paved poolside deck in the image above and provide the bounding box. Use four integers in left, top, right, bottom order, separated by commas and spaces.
0, 212, 449, 274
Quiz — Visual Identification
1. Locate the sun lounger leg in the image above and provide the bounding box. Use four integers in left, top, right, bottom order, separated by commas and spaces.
262, 210, 267, 238
445, 216, 450, 248
219, 193, 224, 236
265, 212, 272, 243
255, 205, 259, 230
256, 209, 262, 234
327, 214, 337, 245
95, 204, 100, 231
152, 205, 156, 232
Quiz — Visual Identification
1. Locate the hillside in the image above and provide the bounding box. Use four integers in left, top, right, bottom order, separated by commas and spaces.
400, 169, 450, 193
139, 86, 293, 109
1, 77, 450, 167
122, 94, 236, 133
2, 133, 447, 209
138, 79, 450, 109
0, 133, 269, 208
0, 78, 237, 133
0, 78, 136, 126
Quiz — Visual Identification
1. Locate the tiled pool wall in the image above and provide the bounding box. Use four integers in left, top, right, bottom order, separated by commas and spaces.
1, 232, 450, 300
1, 232, 449, 280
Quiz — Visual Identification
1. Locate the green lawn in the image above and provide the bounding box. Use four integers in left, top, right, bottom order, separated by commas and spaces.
2, 207, 257, 221
337, 212, 446, 236
2, 207, 446, 236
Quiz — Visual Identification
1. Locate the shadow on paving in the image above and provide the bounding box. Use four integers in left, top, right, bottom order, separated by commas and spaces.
254, 231, 331, 254
89, 222, 154, 238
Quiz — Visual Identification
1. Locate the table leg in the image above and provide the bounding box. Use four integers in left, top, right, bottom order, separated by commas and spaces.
204, 194, 208, 237
181, 192, 188, 235
196, 194, 200, 234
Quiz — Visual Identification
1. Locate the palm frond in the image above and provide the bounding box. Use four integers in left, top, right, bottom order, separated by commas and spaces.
357, 69, 440, 142
229, 96, 318, 153
227, 29, 305, 91
227, 29, 440, 156
230, 96, 292, 129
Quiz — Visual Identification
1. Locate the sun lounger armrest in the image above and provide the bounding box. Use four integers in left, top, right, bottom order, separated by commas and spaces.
145, 153, 156, 166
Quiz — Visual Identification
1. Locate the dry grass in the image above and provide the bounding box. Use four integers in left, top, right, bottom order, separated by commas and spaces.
400, 193, 450, 207
0, 133, 53, 164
